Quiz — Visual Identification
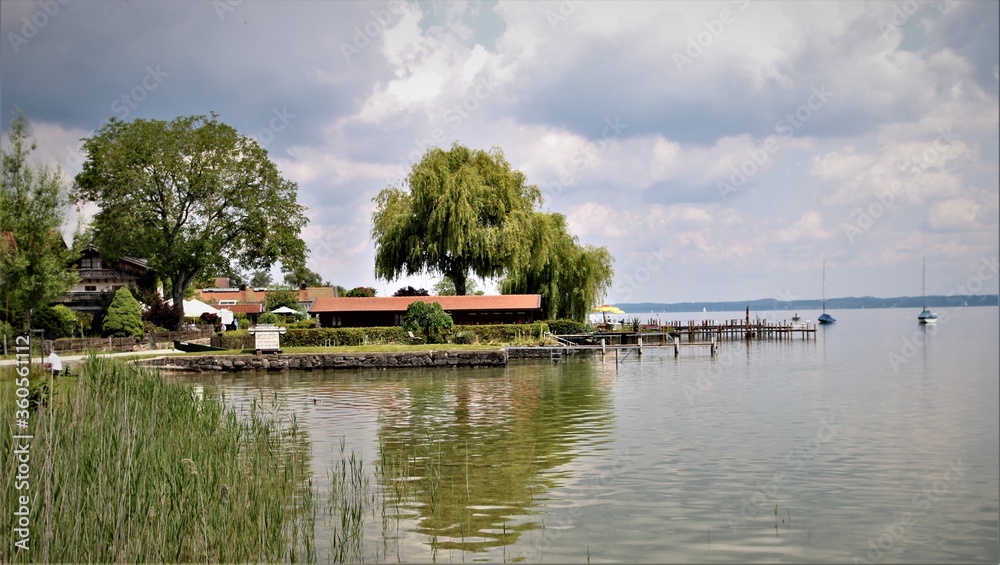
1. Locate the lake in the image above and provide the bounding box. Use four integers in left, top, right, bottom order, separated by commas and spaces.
172, 306, 999, 563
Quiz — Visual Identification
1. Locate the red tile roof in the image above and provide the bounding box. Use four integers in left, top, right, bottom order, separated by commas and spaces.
195, 286, 337, 305
310, 295, 542, 313
220, 303, 263, 314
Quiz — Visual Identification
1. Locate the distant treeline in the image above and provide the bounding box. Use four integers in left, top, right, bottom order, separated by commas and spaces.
618, 294, 999, 313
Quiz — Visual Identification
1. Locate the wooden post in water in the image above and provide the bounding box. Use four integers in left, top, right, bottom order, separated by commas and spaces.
638, 336, 643, 356
674, 337, 680, 357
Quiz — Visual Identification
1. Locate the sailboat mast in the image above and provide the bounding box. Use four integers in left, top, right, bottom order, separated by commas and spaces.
822, 259, 826, 313
922, 256, 927, 309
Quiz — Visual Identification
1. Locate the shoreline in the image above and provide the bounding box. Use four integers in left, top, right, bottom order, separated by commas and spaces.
138, 346, 597, 373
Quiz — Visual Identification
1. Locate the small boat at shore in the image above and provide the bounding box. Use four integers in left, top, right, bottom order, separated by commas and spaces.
173, 340, 227, 353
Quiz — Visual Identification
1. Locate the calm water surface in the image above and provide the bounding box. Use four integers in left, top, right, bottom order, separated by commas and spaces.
174, 307, 999, 563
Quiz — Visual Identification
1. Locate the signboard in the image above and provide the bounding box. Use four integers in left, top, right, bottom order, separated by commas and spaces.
254, 331, 280, 352
248, 324, 286, 353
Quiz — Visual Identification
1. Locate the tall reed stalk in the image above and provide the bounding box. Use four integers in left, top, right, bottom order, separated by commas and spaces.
1, 356, 315, 563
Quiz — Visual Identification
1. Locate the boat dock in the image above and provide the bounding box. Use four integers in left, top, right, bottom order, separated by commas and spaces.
525, 318, 817, 363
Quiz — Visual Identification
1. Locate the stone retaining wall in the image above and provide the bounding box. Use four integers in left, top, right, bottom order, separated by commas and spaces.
506, 347, 593, 360
143, 350, 508, 372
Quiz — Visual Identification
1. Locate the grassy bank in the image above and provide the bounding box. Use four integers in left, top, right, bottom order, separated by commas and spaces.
0, 356, 318, 562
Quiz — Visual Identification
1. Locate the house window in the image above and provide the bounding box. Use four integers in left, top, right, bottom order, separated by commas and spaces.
80, 257, 92, 269
85, 285, 97, 292
330, 316, 342, 327
394, 314, 405, 326
218, 299, 237, 306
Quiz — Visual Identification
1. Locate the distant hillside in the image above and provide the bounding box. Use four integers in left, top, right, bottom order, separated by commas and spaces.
616, 295, 999, 313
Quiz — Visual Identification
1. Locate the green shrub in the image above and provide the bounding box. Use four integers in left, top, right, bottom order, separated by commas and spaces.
452, 331, 478, 345
102, 287, 143, 337
288, 317, 318, 329
258, 312, 280, 325
402, 301, 453, 343
547, 319, 585, 335
33, 304, 79, 339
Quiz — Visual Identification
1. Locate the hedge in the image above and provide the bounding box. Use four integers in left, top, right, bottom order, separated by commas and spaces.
547, 319, 586, 335
217, 322, 551, 348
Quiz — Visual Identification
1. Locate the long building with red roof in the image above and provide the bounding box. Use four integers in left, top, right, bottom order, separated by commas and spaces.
309, 295, 543, 327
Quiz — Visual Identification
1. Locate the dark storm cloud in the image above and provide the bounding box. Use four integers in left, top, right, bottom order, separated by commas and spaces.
500, 2, 973, 148
1, 1, 398, 151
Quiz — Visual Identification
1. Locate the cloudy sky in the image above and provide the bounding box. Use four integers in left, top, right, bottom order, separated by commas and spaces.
2, 0, 997, 304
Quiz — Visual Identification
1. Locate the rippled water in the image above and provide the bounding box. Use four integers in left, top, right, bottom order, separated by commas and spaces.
171, 306, 999, 563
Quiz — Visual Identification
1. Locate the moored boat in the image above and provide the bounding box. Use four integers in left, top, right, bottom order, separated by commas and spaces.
173, 340, 227, 352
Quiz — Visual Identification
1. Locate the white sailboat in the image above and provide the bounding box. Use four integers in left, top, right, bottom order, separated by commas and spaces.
918, 256, 938, 324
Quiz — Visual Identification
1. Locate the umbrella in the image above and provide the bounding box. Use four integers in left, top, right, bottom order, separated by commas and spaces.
592, 304, 625, 324
166, 298, 219, 319
271, 305, 300, 323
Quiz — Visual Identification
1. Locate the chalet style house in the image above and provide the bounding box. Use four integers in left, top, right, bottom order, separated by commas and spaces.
308, 295, 544, 328
59, 246, 154, 313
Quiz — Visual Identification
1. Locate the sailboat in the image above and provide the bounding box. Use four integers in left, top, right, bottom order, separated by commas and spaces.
918, 256, 938, 324
818, 260, 836, 324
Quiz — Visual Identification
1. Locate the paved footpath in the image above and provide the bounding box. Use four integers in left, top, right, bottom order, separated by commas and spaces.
0, 348, 183, 368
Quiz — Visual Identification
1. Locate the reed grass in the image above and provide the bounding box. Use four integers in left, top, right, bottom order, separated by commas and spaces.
0, 355, 316, 563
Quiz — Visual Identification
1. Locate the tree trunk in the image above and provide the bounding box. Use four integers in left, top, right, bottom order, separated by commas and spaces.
171, 276, 186, 331
453, 273, 467, 296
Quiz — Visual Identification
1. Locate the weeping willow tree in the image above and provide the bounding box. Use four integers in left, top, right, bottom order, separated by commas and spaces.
500, 212, 614, 322
371, 144, 538, 296
372, 143, 614, 321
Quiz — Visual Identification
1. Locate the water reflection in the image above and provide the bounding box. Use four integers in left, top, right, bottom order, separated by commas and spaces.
375, 361, 614, 554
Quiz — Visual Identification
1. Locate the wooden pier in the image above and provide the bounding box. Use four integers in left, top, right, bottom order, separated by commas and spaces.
590, 318, 816, 345
529, 318, 817, 364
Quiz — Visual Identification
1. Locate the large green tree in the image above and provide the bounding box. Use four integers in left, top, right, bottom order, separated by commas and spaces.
0, 109, 79, 332
432, 277, 482, 296
500, 212, 614, 322
371, 144, 539, 295
74, 114, 308, 329
283, 264, 324, 287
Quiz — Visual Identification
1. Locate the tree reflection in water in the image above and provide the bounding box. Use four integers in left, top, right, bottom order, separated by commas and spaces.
375, 361, 614, 556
